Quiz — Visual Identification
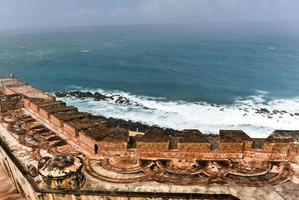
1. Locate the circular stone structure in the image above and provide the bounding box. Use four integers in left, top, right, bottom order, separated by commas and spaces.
38, 156, 85, 190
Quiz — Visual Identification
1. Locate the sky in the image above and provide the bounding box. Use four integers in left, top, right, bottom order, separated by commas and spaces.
0, 0, 299, 30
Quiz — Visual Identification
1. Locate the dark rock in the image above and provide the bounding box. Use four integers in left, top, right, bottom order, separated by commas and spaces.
94, 92, 108, 101
258, 108, 270, 113
55, 90, 144, 107
55, 92, 65, 98
94, 115, 179, 136
273, 110, 280, 114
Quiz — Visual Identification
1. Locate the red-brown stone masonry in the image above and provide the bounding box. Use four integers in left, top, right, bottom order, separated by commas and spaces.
77, 139, 95, 155
30, 102, 39, 112
272, 143, 291, 153
3, 87, 15, 95
137, 151, 168, 158
78, 132, 97, 150
49, 120, 64, 134
262, 143, 291, 153
178, 143, 211, 153
269, 153, 289, 161
50, 115, 63, 128
136, 142, 169, 152
21, 98, 299, 161
35, 111, 43, 120
288, 144, 299, 163
99, 150, 248, 160
262, 142, 274, 153
23, 98, 31, 108
243, 141, 253, 151
63, 123, 78, 138
220, 143, 243, 153
99, 141, 127, 152
39, 108, 50, 120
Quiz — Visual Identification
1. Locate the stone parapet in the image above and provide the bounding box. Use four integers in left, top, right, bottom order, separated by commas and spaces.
1, 77, 299, 199
20, 96, 299, 162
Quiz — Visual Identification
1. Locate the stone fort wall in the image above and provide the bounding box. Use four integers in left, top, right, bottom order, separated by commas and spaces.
23, 97, 299, 164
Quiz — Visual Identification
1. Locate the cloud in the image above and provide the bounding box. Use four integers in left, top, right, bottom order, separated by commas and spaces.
137, 0, 239, 16
0, 0, 298, 29
136, 0, 299, 23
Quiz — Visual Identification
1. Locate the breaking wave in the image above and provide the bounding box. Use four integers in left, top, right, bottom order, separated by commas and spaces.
56, 89, 299, 138
79, 49, 91, 53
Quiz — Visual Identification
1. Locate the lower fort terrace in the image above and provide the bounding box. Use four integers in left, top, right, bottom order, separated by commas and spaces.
0, 77, 299, 200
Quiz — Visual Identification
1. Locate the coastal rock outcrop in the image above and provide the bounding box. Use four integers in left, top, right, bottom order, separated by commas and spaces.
55, 91, 142, 107
95, 115, 179, 135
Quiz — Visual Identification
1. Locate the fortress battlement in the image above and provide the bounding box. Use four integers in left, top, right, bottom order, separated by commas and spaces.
1, 77, 299, 200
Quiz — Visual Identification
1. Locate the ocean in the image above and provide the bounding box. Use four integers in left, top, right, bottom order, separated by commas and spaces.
1, 24, 299, 137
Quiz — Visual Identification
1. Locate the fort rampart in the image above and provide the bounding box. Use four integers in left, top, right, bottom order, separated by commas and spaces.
1, 77, 299, 200
22, 95, 299, 164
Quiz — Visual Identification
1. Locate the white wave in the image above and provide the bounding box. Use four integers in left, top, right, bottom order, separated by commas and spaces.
57, 89, 299, 138
80, 49, 91, 53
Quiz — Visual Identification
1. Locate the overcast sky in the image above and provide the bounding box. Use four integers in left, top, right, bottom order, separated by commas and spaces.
0, 0, 299, 30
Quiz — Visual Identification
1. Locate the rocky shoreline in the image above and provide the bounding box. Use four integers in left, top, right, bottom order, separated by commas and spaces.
55, 91, 144, 107
94, 115, 180, 135
55, 91, 179, 135
244, 107, 299, 119
55, 90, 299, 121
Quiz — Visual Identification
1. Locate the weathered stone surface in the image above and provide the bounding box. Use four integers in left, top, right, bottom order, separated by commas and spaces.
38, 156, 85, 190
1, 77, 299, 200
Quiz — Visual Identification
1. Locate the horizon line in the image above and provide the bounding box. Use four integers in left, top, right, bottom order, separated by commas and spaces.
1, 20, 299, 33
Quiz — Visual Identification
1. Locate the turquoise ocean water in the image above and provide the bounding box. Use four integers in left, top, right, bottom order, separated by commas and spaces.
1, 24, 299, 137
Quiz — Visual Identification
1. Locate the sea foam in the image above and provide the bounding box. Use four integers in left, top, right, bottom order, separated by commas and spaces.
57, 89, 299, 138
80, 49, 91, 53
